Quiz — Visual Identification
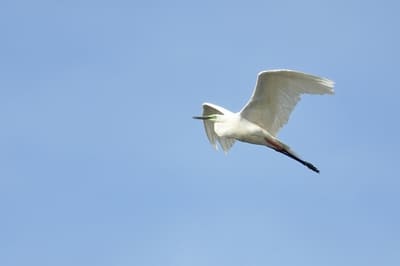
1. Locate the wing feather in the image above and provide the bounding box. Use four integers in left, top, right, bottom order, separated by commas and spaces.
202, 103, 235, 153
240, 70, 334, 136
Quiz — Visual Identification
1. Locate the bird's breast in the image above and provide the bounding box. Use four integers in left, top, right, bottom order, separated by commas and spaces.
214, 116, 269, 145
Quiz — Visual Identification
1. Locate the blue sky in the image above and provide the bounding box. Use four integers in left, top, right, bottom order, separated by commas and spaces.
1, 1, 399, 265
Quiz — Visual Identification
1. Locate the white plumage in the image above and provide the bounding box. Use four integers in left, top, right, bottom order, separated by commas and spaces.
193, 69, 334, 173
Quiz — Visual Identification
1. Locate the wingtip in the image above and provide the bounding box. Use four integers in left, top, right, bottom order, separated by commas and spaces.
317, 77, 335, 95
321, 78, 335, 89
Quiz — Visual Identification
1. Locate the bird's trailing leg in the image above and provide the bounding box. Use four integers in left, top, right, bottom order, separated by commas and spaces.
264, 138, 320, 173
277, 149, 320, 173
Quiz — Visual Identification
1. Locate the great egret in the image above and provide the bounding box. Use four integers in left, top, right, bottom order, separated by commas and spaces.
193, 69, 334, 173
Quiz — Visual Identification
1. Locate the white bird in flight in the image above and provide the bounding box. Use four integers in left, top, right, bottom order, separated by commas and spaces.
193, 69, 334, 173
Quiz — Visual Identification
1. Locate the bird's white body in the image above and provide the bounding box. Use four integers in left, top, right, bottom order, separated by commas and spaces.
213, 113, 275, 146
194, 69, 334, 173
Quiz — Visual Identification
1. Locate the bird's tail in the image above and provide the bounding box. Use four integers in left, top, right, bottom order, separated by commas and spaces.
274, 142, 319, 173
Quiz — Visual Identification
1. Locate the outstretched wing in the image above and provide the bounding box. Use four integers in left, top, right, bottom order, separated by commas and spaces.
240, 69, 334, 136
201, 102, 235, 153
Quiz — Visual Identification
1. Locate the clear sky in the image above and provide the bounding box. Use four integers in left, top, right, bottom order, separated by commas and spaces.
1, 1, 399, 265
